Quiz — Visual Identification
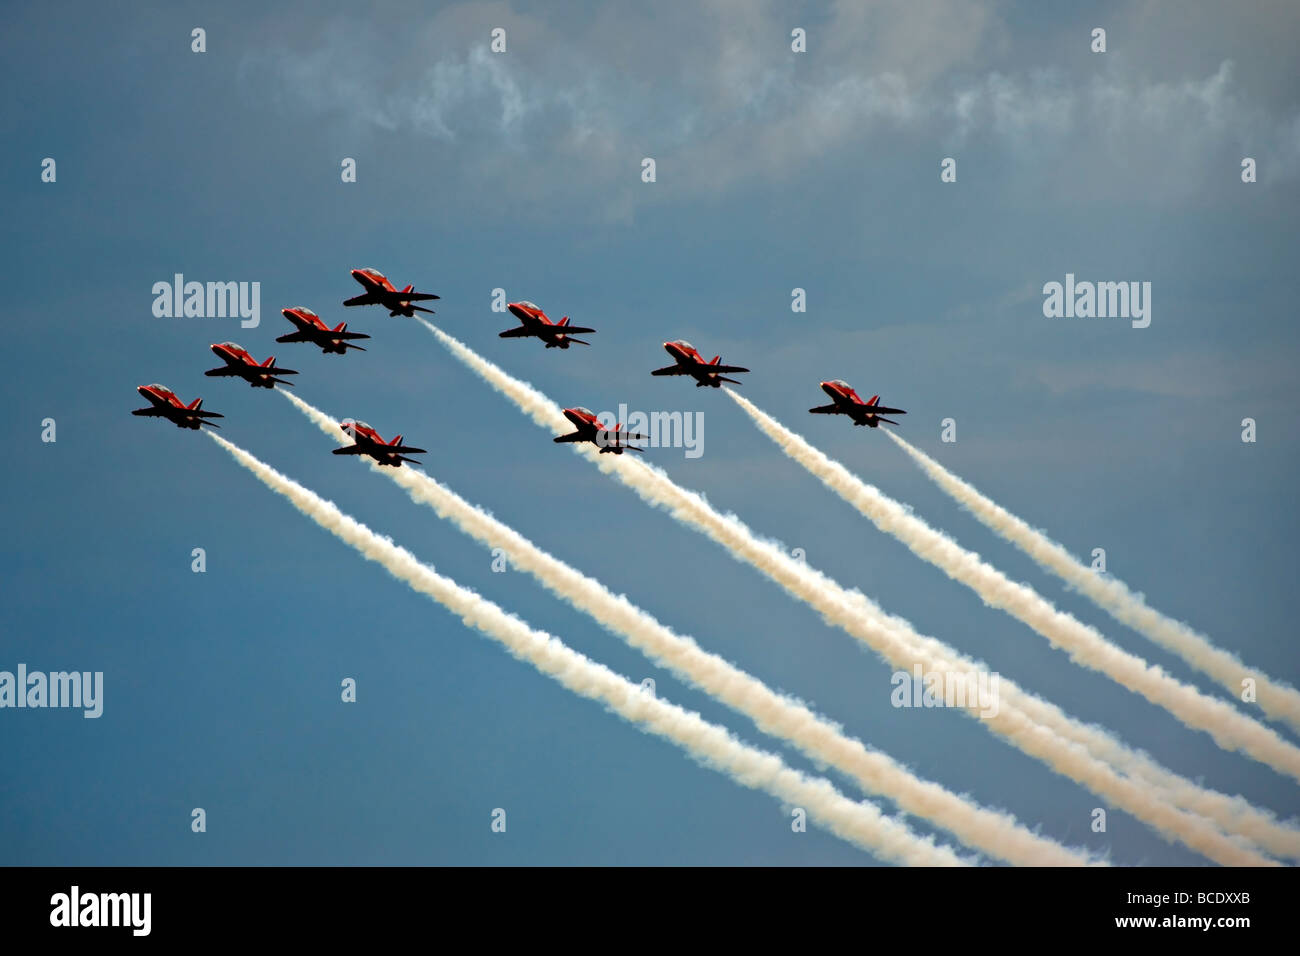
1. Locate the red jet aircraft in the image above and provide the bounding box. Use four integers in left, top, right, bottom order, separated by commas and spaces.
205, 342, 298, 389
651, 340, 749, 388
277, 307, 370, 354
332, 419, 427, 467
131, 384, 224, 429
554, 407, 648, 454
499, 301, 595, 349
344, 268, 439, 317
808, 380, 906, 428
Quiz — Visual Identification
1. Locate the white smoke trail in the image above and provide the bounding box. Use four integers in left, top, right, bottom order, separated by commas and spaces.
885, 430, 1300, 736
417, 320, 1289, 864
281, 389, 1098, 866
731, 395, 1300, 856
206, 431, 969, 867
727, 391, 1300, 784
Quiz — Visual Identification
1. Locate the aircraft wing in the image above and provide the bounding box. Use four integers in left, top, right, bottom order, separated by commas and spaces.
711, 364, 749, 374
388, 444, 426, 455
268, 377, 296, 387
808, 403, 843, 414
131, 407, 166, 417
204, 366, 243, 377
553, 432, 586, 443
650, 365, 691, 376
335, 330, 371, 340
344, 294, 381, 307
402, 292, 440, 302
275, 331, 313, 343
331, 445, 370, 455
194, 409, 224, 418
870, 406, 906, 416
499, 326, 534, 338
555, 325, 595, 334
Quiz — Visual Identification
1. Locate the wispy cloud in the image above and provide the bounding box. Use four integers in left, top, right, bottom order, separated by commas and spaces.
239, 1, 1300, 215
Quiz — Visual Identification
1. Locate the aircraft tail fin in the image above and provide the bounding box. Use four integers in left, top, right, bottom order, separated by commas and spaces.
710, 355, 721, 365
188, 397, 203, 410
559, 316, 570, 326
867, 394, 880, 406
392, 435, 403, 448
401, 284, 414, 294
263, 355, 277, 367
333, 321, 348, 333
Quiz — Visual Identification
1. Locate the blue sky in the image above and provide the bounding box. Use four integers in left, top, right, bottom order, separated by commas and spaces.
3, 1, 1298, 865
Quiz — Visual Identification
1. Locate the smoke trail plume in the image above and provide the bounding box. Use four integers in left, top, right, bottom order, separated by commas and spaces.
727, 390, 1300, 784
416, 320, 1289, 865
282, 389, 1098, 866
206, 431, 969, 866
885, 430, 1300, 736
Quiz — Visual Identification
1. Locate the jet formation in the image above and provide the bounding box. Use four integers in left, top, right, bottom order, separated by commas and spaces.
134, 267, 907, 464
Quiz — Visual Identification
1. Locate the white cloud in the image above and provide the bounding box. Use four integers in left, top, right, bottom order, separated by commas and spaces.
239, 2, 1300, 213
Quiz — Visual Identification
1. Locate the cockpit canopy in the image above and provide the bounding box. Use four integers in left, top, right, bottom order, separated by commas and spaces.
517, 300, 539, 310
828, 379, 851, 389
147, 383, 166, 392
218, 341, 242, 351
673, 340, 695, 351
573, 407, 594, 418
